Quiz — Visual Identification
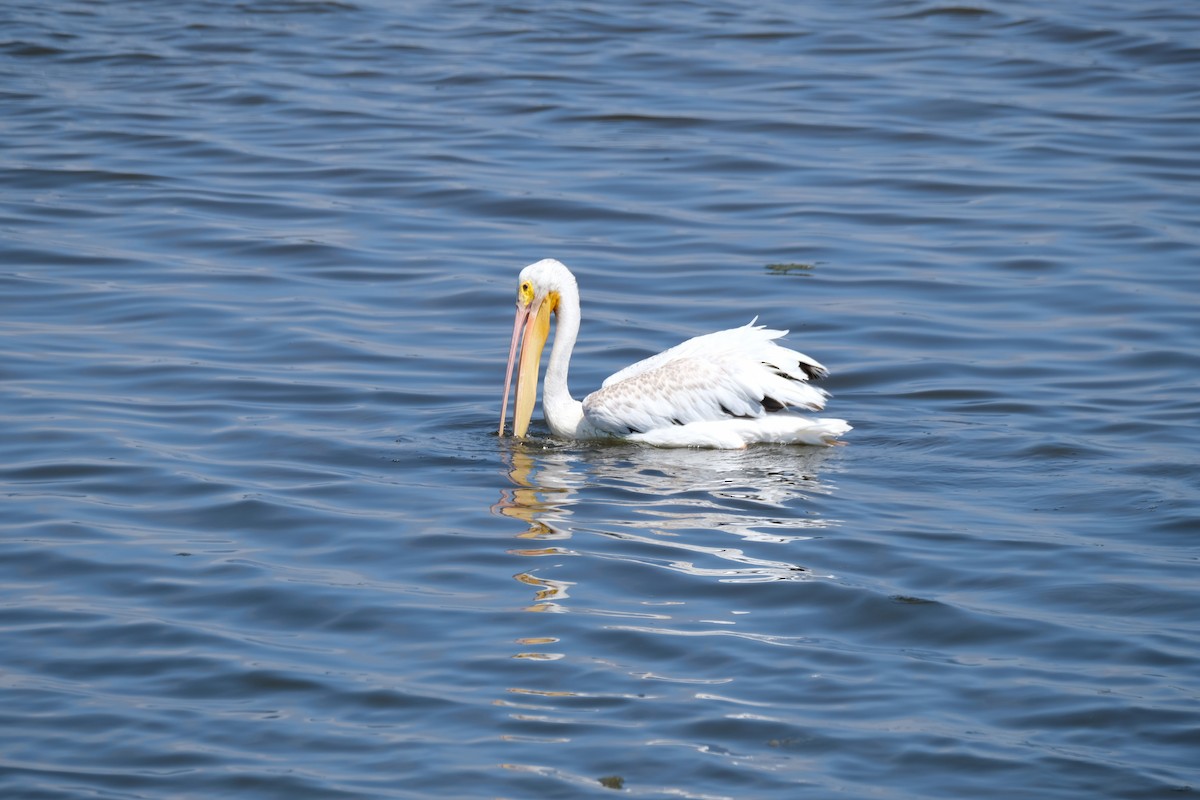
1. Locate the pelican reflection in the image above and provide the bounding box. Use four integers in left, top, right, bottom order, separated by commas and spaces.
494, 443, 845, 609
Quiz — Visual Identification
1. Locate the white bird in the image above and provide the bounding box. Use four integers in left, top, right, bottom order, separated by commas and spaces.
499, 259, 850, 449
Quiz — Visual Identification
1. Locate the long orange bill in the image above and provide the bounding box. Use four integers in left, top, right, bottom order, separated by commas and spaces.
512, 296, 551, 438
499, 301, 530, 436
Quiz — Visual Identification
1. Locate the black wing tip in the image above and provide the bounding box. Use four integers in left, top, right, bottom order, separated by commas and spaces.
765, 360, 829, 382
719, 403, 756, 420
762, 395, 786, 413
799, 361, 829, 381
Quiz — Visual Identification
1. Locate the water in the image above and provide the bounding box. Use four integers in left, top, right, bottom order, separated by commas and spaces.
2, 1, 1198, 797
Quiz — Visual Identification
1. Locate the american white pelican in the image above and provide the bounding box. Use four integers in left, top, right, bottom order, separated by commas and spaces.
499, 259, 850, 449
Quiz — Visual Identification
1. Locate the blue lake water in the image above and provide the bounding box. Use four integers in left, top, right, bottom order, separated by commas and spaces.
2, 1, 1199, 797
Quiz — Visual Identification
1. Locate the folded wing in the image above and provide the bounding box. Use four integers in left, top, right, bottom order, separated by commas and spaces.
582, 322, 831, 437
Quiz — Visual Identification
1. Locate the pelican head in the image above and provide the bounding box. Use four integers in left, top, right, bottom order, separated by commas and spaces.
499, 259, 576, 438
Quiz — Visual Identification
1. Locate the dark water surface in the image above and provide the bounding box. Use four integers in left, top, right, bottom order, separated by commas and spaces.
2, 1, 1198, 798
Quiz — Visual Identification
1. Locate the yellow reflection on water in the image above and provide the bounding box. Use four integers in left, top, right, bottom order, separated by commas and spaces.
491, 440, 846, 741
494, 442, 845, 606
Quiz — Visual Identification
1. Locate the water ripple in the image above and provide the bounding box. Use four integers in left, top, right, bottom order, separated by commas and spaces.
2, 0, 1199, 798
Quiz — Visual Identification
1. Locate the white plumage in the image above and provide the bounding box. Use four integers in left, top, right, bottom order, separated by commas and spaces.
499, 259, 850, 449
